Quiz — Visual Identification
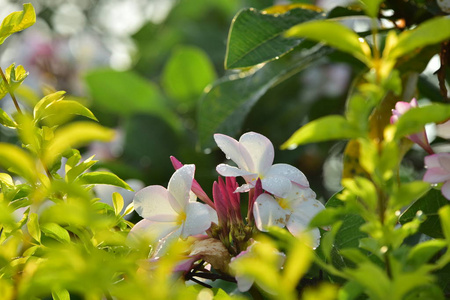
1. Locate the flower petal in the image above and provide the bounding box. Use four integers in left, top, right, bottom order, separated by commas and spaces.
284, 185, 317, 203
266, 164, 309, 187
214, 134, 248, 169
152, 227, 183, 257
286, 218, 321, 249
438, 153, 450, 172
253, 194, 288, 231
134, 185, 178, 221
425, 154, 442, 168
441, 181, 450, 200
216, 164, 255, 177
261, 175, 292, 198
290, 197, 325, 226
167, 165, 195, 213
423, 167, 450, 183
129, 218, 180, 243
239, 132, 274, 174
181, 202, 214, 239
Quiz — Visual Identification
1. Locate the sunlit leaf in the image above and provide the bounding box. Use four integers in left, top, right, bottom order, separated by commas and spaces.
407, 239, 447, 268
51, 288, 70, 300
225, 7, 323, 69
389, 17, 450, 59
0, 108, 16, 128
359, 0, 384, 18
0, 3, 36, 45
44, 121, 115, 166
112, 192, 124, 215
36, 99, 98, 126
78, 172, 132, 191
199, 44, 330, 149
281, 115, 361, 150
28, 213, 41, 244
390, 181, 430, 210
41, 223, 71, 244
162, 46, 216, 107
0, 143, 37, 182
285, 20, 372, 65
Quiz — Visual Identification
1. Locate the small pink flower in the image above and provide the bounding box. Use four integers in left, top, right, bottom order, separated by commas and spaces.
391, 99, 434, 154
423, 153, 450, 200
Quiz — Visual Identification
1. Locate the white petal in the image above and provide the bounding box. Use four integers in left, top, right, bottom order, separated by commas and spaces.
286, 216, 322, 248
266, 164, 309, 187
236, 275, 254, 292
206, 204, 219, 224
216, 164, 255, 177
239, 132, 274, 174
181, 202, 214, 239
441, 181, 450, 200
133, 186, 178, 221
214, 134, 248, 169
290, 196, 325, 225
261, 175, 292, 198
129, 218, 180, 242
167, 165, 195, 213
285, 185, 317, 204
152, 227, 183, 257
253, 194, 288, 231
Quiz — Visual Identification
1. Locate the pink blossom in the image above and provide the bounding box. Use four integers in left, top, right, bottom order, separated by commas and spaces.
423, 153, 450, 200
391, 99, 434, 154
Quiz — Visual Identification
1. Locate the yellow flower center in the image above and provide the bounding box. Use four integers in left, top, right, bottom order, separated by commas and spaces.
177, 212, 187, 225
278, 198, 290, 210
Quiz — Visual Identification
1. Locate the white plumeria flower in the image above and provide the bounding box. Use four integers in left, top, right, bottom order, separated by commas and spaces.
253, 184, 325, 248
131, 165, 218, 246
214, 132, 309, 198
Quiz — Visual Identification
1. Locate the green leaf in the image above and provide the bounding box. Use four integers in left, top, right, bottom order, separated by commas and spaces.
0, 3, 36, 44
112, 192, 124, 215
198, 44, 330, 149
390, 181, 430, 210
51, 288, 70, 300
65, 155, 97, 183
0, 107, 16, 128
162, 46, 216, 106
407, 239, 447, 268
359, 0, 384, 18
394, 104, 450, 141
41, 223, 71, 244
399, 189, 448, 239
439, 205, 450, 242
84, 69, 180, 130
122, 202, 134, 217
35, 99, 98, 126
282, 234, 313, 291
389, 17, 450, 59
33, 91, 66, 119
225, 7, 323, 69
0, 143, 37, 182
78, 172, 132, 191
27, 213, 41, 244
44, 121, 115, 166
0, 64, 29, 99
285, 20, 372, 65
281, 115, 361, 149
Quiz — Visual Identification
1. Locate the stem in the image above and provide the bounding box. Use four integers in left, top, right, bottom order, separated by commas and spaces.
371, 18, 381, 84
0, 67, 22, 114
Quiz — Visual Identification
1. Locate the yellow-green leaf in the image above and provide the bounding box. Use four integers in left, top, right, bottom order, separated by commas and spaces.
44, 121, 115, 166
112, 192, 124, 215
27, 213, 41, 243
0, 3, 36, 44
0, 143, 37, 182
285, 20, 372, 65
41, 222, 71, 244
78, 172, 132, 191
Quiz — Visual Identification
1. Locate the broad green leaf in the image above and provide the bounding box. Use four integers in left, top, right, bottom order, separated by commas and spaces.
225, 7, 323, 69
0, 108, 16, 128
198, 45, 331, 149
407, 239, 447, 268
51, 288, 70, 300
0, 143, 37, 182
33, 91, 66, 119
281, 115, 361, 150
35, 100, 97, 126
338, 281, 365, 300
285, 20, 372, 65
28, 213, 41, 243
162, 46, 216, 106
389, 181, 430, 210
399, 189, 448, 238
78, 172, 132, 191
359, 0, 384, 18
439, 205, 450, 242
394, 104, 450, 141
41, 222, 71, 244
0, 3, 36, 44
345, 262, 390, 300
112, 192, 124, 215
84, 69, 180, 130
44, 121, 115, 166
389, 17, 450, 59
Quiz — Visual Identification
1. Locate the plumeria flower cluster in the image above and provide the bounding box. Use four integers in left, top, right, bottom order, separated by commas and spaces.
130, 132, 325, 289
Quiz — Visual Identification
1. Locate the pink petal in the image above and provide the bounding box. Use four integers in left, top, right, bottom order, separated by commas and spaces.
181, 202, 215, 239
394, 101, 412, 114
423, 167, 450, 183
266, 163, 309, 187
253, 194, 288, 231
134, 186, 178, 221
441, 181, 450, 200
167, 165, 195, 213
214, 134, 248, 170
438, 153, 450, 172
425, 154, 442, 168
239, 132, 274, 174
